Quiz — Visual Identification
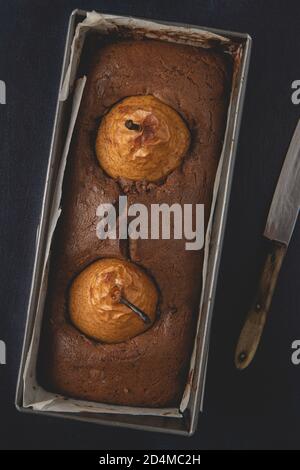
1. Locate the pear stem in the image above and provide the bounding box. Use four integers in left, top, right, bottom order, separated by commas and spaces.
125, 120, 142, 132
120, 296, 151, 324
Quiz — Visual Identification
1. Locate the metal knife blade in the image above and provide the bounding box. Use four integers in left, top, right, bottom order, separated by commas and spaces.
264, 119, 300, 245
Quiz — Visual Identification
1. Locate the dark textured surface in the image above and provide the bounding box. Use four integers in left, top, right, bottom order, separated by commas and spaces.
0, 0, 300, 450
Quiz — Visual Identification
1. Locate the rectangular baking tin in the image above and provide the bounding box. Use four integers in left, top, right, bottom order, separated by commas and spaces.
15, 9, 252, 436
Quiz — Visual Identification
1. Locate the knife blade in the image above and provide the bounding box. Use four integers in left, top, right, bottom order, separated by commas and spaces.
235, 119, 300, 369
264, 119, 300, 244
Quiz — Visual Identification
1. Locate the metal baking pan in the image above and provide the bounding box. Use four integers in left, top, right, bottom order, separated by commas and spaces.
15, 9, 252, 436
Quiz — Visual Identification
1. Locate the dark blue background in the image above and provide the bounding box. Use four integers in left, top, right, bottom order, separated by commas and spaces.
0, 0, 300, 450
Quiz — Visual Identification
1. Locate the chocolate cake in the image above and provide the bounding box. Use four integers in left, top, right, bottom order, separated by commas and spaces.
39, 39, 232, 406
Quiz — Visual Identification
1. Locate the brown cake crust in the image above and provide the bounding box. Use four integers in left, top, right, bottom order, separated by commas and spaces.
39, 39, 231, 407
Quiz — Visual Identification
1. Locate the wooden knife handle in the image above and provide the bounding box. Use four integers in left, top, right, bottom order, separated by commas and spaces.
234, 241, 286, 370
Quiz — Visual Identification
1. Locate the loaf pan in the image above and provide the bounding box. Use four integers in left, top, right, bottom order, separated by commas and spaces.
15, 9, 252, 436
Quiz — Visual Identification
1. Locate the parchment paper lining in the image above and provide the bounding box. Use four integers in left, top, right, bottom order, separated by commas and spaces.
22, 11, 236, 418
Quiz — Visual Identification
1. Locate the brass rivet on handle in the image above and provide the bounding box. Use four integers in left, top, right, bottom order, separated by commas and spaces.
238, 351, 247, 363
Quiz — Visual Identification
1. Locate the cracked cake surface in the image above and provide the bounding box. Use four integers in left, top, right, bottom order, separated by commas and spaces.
38, 39, 232, 407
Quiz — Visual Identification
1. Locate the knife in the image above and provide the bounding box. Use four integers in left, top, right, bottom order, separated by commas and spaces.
235, 119, 300, 370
